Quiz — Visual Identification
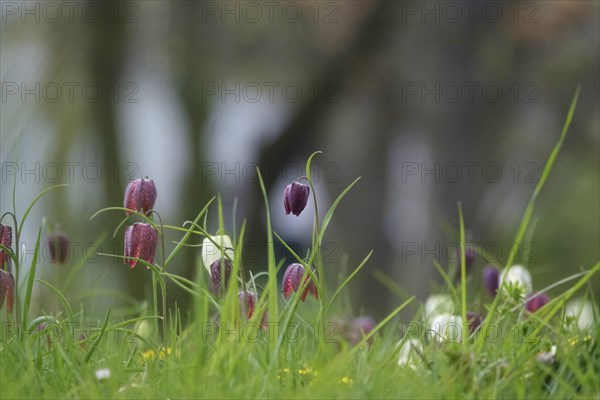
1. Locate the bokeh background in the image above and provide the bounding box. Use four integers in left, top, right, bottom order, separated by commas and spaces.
1, 1, 598, 319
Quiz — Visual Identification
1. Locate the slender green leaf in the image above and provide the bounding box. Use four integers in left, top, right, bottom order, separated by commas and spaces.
505, 86, 580, 268
318, 177, 361, 245
84, 307, 111, 363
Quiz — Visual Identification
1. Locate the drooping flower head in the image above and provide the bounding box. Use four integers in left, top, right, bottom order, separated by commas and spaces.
239, 290, 257, 320
210, 259, 232, 297
202, 235, 234, 274
526, 292, 549, 313
238, 290, 269, 329
0, 223, 13, 268
282, 263, 318, 301
124, 223, 158, 268
424, 294, 454, 321
284, 182, 310, 217
347, 316, 377, 345
429, 313, 463, 343
0, 269, 15, 313
482, 265, 500, 297
565, 298, 594, 330
47, 230, 69, 264
124, 178, 157, 216
397, 338, 423, 369
499, 265, 532, 298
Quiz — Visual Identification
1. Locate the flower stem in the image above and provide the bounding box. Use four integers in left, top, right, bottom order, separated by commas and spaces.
154, 211, 169, 346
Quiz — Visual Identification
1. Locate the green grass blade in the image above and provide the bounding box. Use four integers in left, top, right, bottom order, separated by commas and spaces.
327, 250, 373, 312
256, 167, 279, 365
84, 307, 111, 363
273, 231, 323, 297
62, 231, 108, 292
21, 226, 41, 332
432, 260, 459, 304
533, 262, 599, 336
37, 279, 75, 323
17, 184, 68, 238
164, 197, 215, 266
458, 202, 468, 347
505, 86, 580, 268
347, 296, 415, 356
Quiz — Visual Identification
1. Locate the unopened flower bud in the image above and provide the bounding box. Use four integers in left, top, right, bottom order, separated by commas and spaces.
284, 182, 310, 216
124, 223, 158, 268
210, 259, 232, 297
124, 178, 157, 216
0, 269, 15, 313
282, 263, 318, 301
47, 230, 69, 264
482, 266, 500, 297
0, 223, 13, 268
525, 292, 549, 313
202, 235, 234, 274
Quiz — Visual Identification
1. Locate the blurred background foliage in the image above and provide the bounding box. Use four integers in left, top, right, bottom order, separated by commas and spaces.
1, 1, 598, 319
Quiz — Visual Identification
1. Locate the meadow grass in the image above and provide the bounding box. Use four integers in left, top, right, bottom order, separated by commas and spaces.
0, 88, 598, 399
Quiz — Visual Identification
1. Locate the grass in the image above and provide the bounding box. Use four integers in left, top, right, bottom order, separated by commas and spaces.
0, 88, 598, 399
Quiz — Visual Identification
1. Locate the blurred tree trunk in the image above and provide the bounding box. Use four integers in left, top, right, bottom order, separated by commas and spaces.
248, 1, 399, 314
85, 1, 141, 299
174, 1, 212, 314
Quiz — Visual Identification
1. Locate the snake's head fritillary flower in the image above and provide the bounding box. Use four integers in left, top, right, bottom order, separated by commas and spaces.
124, 223, 158, 269
0, 223, 13, 268
284, 182, 310, 216
210, 259, 232, 297
429, 313, 463, 343
238, 290, 268, 329
424, 294, 455, 320
239, 290, 257, 320
202, 235, 234, 274
482, 265, 500, 297
47, 230, 69, 264
124, 178, 157, 216
397, 338, 423, 369
499, 265, 532, 298
347, 316, 377, 345
282, 263, 318, 301
0, 269, 15, 313
565, 299, 594, 330
525, 292, 549, 313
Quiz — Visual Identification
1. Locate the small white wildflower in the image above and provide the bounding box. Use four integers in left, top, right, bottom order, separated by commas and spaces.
499, 265, 532, 297
202, 235, 234, 274
537, 345, 557, 364
429, 313, 463, 343
95, 368, 111, 381
397, 338, 423, 369
424, 294, 454, 320
565, 299, 594, 330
